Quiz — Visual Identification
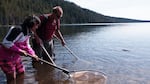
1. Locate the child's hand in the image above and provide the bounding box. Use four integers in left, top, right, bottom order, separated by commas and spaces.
33, 55, 39, 61
20, 50, 27, 56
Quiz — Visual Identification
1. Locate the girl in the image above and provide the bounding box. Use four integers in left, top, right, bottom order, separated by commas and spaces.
0, 15, 41, 84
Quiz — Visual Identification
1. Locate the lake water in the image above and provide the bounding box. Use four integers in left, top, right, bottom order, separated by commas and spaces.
0, 23, 150, 84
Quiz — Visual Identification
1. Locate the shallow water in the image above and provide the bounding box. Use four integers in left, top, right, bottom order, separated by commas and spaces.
1, 23, 150, 84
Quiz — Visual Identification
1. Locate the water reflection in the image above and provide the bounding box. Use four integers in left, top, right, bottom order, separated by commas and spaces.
0, 26, 10, 41
60, 25, 110, 36
1, 23, 150, 84
32, 62, 56, 84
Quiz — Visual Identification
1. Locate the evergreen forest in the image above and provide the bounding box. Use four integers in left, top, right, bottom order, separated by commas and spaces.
0, 0, 144, 25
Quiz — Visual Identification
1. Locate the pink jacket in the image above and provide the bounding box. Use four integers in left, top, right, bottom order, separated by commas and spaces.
0, 26, 35, 62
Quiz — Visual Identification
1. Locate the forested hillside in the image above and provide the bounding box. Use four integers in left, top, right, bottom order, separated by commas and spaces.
0, 0, 143, 25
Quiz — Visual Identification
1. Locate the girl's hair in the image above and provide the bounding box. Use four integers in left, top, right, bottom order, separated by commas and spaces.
21, 15, 41, 35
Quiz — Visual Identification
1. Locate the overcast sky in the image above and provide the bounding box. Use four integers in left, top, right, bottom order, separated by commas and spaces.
66, 0, 150, 20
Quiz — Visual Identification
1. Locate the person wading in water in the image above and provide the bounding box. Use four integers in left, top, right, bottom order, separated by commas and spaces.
32, 6, 66, 62
0, 15, 40, 84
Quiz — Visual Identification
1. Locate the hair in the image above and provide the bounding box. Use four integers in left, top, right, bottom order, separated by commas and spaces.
21, 15, 41, 35
52, 6, 63, 18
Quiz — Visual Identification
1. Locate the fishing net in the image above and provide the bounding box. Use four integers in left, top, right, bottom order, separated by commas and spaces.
69, 70, 107, 84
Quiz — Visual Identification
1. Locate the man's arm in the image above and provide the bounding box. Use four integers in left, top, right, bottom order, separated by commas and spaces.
54, 29, 66, 46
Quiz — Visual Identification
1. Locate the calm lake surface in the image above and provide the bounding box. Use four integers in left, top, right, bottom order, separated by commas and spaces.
0, 23, 150, 84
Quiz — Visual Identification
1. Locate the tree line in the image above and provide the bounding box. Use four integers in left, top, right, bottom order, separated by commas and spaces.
0, 0, 142, 25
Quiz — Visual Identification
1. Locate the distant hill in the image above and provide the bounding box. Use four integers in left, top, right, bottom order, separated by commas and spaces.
0, 0, 148, 25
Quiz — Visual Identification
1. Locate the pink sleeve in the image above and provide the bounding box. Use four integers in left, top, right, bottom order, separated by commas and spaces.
10, 37, 35, 56
10, 44, 35, 56
9, 45, 22, 54
25, 47, 35, 56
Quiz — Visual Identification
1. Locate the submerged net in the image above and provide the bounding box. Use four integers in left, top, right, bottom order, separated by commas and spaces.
69, 70, 107, 84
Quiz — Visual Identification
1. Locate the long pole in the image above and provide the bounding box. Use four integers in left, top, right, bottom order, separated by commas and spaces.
38, 58, 70, 74
64, 45, 92, 64
64, 45, 79, 60
40, 43, 56, 65
54, 36, 79, 60
27, 54, 70, 75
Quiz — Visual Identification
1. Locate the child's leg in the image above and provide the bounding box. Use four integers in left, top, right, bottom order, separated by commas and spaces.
16, 57, 25, 84
0, 62, 16, 84
6, 72, 16, 84
6, 72, 25, 84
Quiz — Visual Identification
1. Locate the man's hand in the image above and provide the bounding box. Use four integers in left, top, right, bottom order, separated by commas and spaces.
61, 40, 66, 46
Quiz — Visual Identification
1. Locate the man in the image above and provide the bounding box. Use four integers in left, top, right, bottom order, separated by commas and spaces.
32, 6, 66, 62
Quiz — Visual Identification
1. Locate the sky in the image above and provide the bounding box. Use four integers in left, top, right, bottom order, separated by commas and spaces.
66, 0, 150, 20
